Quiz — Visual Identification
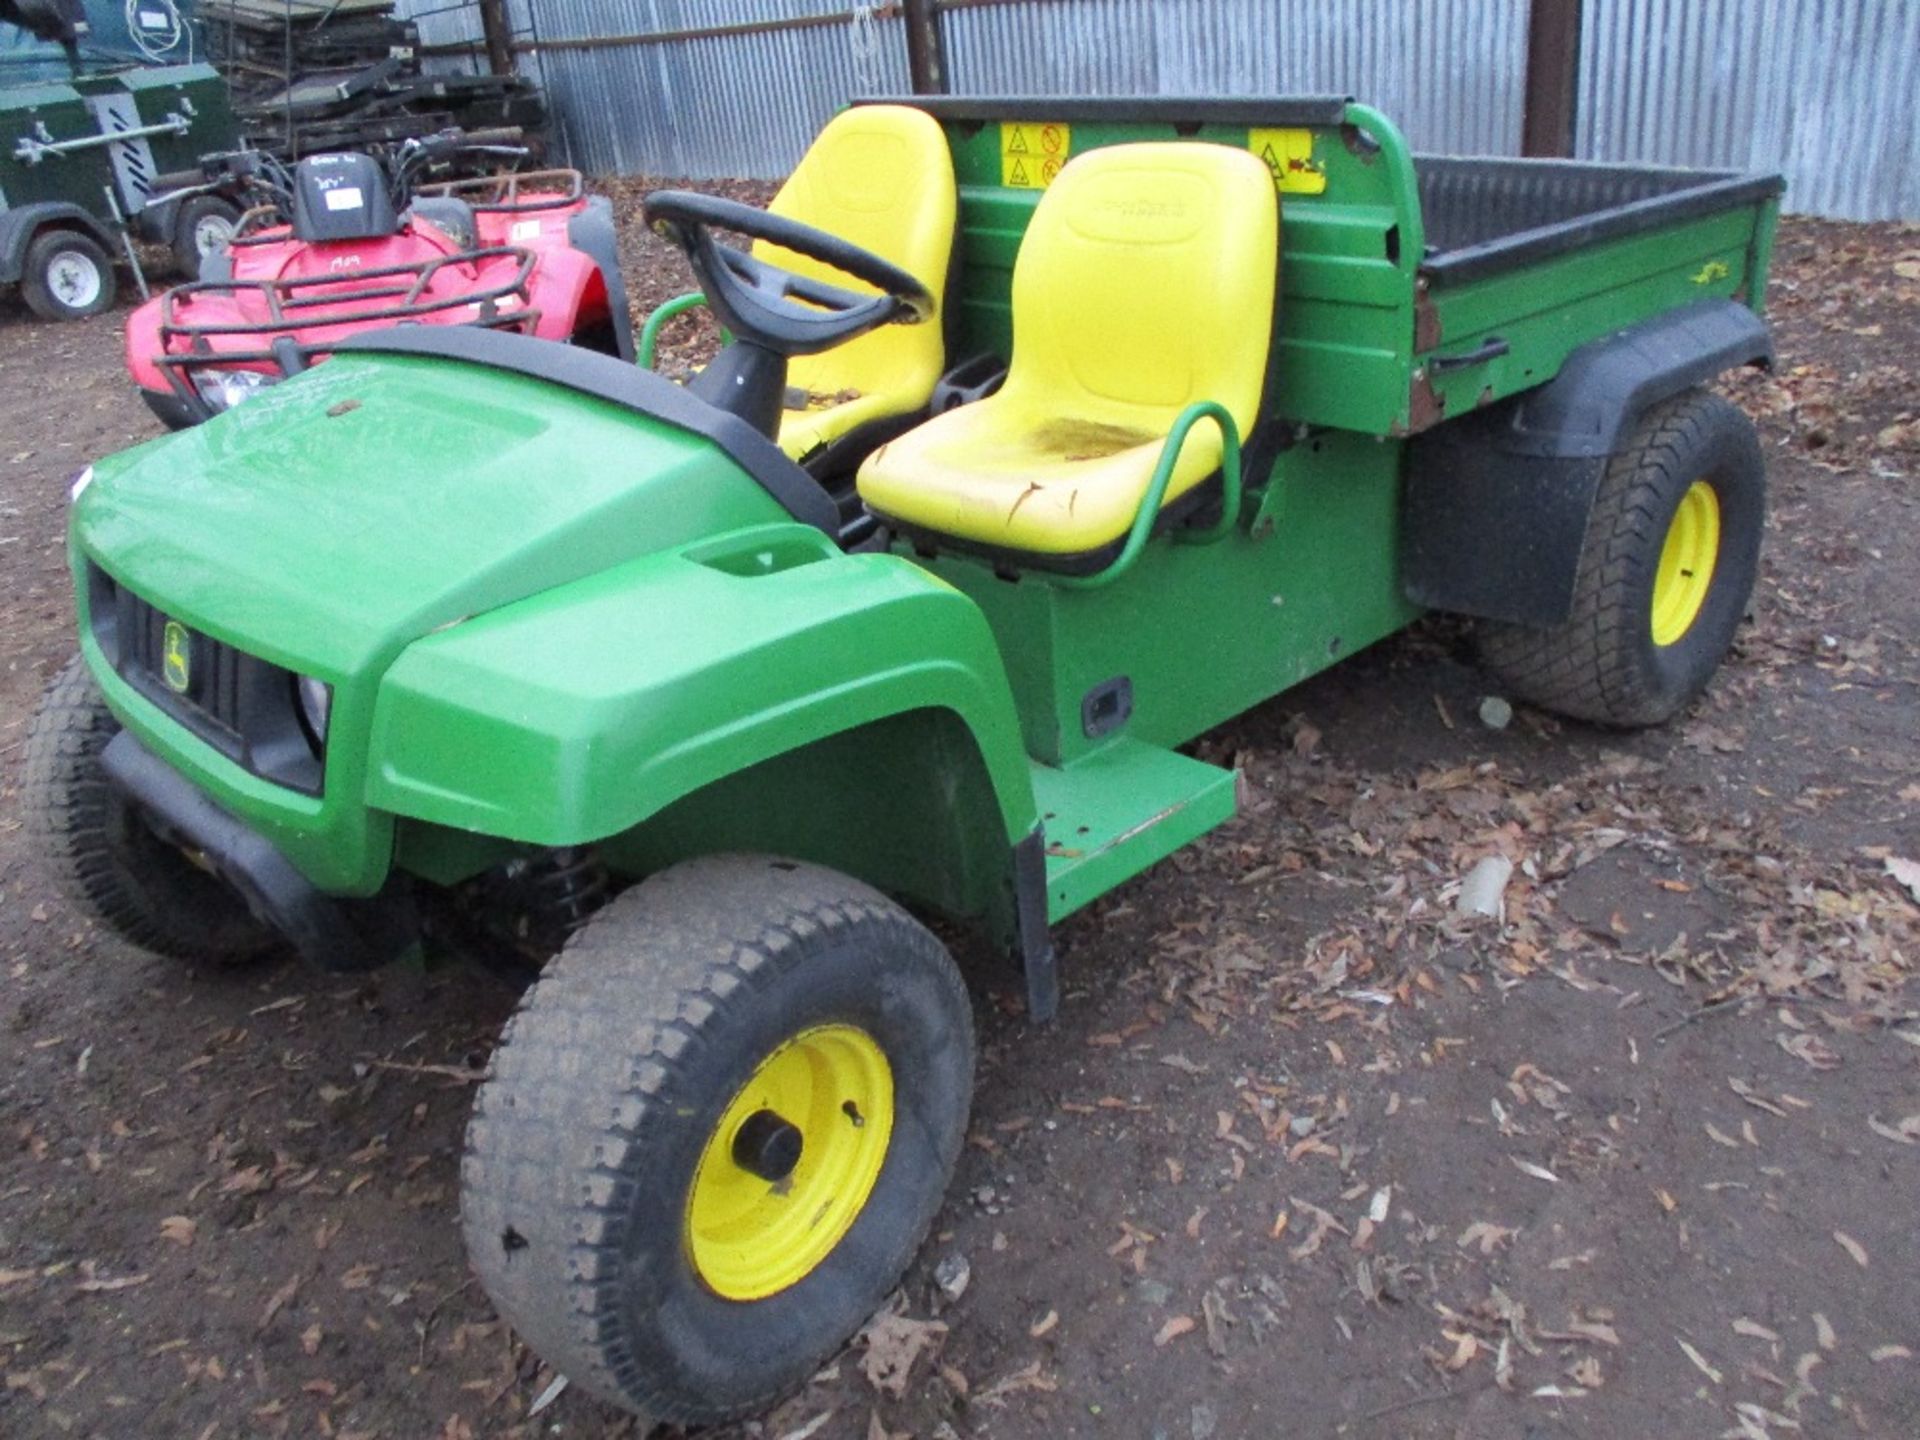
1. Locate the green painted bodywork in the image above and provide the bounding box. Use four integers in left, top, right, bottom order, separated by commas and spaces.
64, 97, 1782, 956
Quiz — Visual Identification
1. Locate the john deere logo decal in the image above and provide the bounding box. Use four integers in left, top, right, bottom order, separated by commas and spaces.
161, 620, 191, 693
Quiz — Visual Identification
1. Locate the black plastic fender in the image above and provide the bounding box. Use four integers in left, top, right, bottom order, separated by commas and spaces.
566, 195, 635, 362
0, 202, 118, 285
1400, 300, 1773, 626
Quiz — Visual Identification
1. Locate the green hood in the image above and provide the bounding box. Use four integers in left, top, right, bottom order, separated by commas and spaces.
75, 353, 789, 679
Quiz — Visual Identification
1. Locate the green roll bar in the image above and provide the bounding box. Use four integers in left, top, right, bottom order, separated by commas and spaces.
1051, 400, 1244, 590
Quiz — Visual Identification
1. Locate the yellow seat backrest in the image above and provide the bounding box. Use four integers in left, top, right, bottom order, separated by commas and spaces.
755, 105, 955, 432
1001, 141, 1277, 445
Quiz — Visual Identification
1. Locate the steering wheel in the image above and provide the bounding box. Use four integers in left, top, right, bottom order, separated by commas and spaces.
643, 191, 934, 357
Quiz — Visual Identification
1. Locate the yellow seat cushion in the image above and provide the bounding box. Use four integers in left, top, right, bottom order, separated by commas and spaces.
753, 105, 955, 462
857, 141, 1278, 557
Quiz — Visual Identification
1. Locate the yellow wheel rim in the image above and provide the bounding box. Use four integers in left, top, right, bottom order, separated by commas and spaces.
1650, 480, 1721, 646
686, 1024, 894, 1301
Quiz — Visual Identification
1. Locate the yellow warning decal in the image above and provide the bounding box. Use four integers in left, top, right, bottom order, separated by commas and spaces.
1000, 121, 1070, 189
1249, 127, 1327, 195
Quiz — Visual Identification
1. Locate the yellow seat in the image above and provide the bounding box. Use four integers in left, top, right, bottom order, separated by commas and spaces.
754, 105, 956, 463
857, 142, 1278, 559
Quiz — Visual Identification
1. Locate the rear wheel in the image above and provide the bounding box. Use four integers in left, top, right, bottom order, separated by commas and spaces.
461, 855, 974, 1427
171, 196, 241, 280
23, 654, 279, 964
21, 229, 116, 321
1478, 388, 1765, 726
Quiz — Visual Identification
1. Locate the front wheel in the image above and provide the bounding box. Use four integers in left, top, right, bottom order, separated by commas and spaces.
23, 654, 279, 964
1478, 388, 1766, 727
21, 228, 117, 321
461, 855, 974, 1427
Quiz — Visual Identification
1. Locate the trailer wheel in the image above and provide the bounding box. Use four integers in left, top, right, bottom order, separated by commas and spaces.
23, 654, 279, 965
1479, 388, 1765, 727
461, 855, 974, 1427
171, 197, 241, 280
21, 229, 117, 321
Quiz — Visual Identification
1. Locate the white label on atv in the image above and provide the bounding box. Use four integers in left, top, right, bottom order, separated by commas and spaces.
138, 9, 168, 27
510, 219, 542, 242
324, 187, 365, 212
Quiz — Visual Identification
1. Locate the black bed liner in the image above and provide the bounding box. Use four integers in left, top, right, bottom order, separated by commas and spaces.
1416, 156, 1784, 287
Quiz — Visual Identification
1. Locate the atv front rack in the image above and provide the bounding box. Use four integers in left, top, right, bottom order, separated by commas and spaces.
414, 168, 585, 213
152, 244, 543, 414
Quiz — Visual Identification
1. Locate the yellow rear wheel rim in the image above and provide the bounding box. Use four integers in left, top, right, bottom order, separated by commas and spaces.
686, 1023, 894, 1301
1650, 480, 1721, 646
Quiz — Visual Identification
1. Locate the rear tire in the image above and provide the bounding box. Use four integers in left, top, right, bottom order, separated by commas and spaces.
23, 654, 278, 965
21, 229, 116, 321
461, 855, 974, 1426
1478, 388, 1765, 727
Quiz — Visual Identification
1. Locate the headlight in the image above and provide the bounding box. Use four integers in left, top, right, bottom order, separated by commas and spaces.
69, 465, 94, 503
295, 675, 332, 747
191, 369, 275, 413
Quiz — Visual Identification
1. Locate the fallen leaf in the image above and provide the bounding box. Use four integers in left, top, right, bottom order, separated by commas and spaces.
973, 1359, 1058, 1406
1510, 1157, 1560, 1183
75, 1272, 149, 1293
860, 1311, 948, 1399
1813, 1313, 1836, 1351
1457, 1221, 1516, 1254
1777, 1033, 1841, 1070
1885, 857, 1920, 903
1871, 1345, 1912, 1362
1028, 1310, 1058, 1338
259, 1273, 301, 1332
1153, 1315, 1196, 1347
300, 1323, 323, 1356
1867, 1114, 1920, 1146
1733, 1318, 1780, 1343
1678, 1337, 1723, 1385
158, 1215, 197, 1248
1441, 1330, 1480, 1371
1833, 1231, 1869, 1268
1580, 1320, 1625, 1351
776, 1413, 835, 1440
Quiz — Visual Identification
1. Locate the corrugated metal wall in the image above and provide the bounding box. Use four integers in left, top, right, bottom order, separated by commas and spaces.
1577, 0, 1920, 221
395, 0, 1915, 220
941, 0, 1528, 156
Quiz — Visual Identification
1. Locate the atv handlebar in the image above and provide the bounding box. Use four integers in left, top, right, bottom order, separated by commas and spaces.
643, 190, 933, 359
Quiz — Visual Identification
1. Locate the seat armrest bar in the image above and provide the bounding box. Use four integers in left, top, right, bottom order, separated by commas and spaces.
1051, 401, 1243, 590
636, 290, 710, 369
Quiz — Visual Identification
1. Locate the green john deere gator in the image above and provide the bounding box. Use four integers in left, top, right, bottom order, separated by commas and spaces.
27, 97, 1782, 1425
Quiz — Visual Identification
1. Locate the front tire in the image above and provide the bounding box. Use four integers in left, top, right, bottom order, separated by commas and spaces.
1478, 388, 1766, 727
461, 855, 974, 1427
23, 654, 279, 964
21, 228, 117, 321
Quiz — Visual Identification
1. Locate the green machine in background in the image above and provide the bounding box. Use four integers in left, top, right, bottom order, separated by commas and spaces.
1, 61, 237, 318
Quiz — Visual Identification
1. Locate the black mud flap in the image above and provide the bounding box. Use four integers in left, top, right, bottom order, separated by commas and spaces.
1013, 827, 1057, 1022
1402, 300, 1773, 626
101, 732, 415, 971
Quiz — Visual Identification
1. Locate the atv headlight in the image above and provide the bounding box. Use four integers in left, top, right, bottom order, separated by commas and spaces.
295, 675, 332, 747
191, 369, 275, 413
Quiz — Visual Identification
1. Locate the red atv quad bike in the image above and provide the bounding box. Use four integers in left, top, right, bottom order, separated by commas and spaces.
125, 133, 632, 429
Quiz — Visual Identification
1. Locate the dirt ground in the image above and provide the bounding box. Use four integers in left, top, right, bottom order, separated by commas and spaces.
0, 204, 1916, 1440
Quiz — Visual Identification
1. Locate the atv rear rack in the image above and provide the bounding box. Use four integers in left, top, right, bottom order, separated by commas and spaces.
414, 168, 585, 213
152, 244, 544, 411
